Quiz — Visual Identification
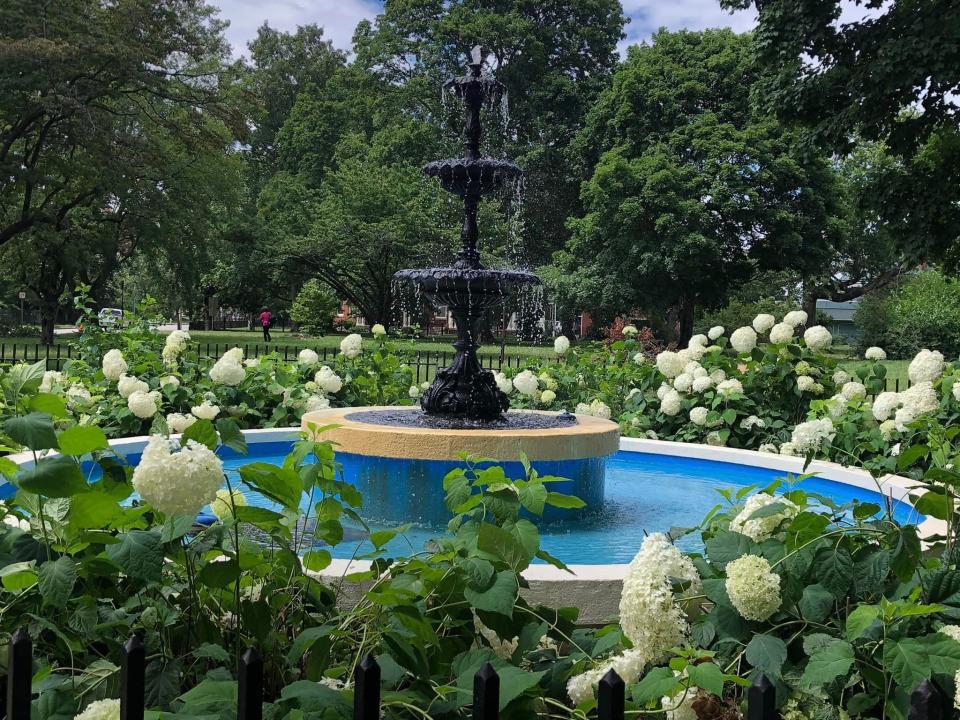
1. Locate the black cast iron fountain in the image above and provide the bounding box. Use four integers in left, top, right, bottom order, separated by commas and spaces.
392, 46, 549, 422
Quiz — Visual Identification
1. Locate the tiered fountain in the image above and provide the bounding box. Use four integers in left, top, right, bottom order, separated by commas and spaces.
302, 47, 619, 526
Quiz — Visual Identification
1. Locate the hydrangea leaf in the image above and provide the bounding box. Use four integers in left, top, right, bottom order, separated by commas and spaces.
632, 667, 682, 705
845, 605, 880, 640
106, 530, 163, 582
463, 570, 518, 617
688, 662, 724, 696
799, 584, 835, 622
215, 418, 247, 454
15, 456, 88, 498
5, 412, 58, 451
799, 639, 854, 687
745, 634, 788, 678
705, 532, 755, 568
56, 425, 109, 456
815, 547, 854, 597
37, 556, 77, 608
68, 493, 121, 530
181, 419, 217, 451
883, 634, 960, 689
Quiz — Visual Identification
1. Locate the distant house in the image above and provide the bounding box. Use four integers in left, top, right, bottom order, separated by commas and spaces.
816, 299, 859, 342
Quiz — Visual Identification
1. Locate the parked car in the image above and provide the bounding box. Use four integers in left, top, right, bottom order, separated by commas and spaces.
97, 308, 124, 330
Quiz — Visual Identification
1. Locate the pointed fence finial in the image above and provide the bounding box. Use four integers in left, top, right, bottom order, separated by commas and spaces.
909, 678, 945, 720
473, 662, 499, 720
598, 669, 625, 720
120, 633, 145, 720
748, 673, 778, 720
7, 627, 32, 720
354, 654, 381, 720
238, 647, 264, 720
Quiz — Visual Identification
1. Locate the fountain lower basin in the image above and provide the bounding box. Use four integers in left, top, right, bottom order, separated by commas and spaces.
301, 407, 620, 525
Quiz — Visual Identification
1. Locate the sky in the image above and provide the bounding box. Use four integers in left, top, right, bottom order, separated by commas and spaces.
212, 0, 757, 59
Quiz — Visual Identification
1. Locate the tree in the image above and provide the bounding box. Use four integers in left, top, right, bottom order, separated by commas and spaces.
558, 30, 846, 343
290, 280, 338, 335
0, 0, 242, 249
720, 0, 960, 265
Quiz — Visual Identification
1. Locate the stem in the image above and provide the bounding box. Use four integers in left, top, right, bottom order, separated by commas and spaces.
224, 474, 243, 667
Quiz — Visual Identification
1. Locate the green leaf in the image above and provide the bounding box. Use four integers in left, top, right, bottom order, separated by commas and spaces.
463, 570, 518, 617
198, 559, 240, 588
106, 530, 163, 582
884, 634, 960, 689
182, 419, 218, 451
37, 556, 77, 608
215, 418, 247, 454
816, 548, 854, 597
460, 558, 495, 589
891, 527, 921, 581
68, 493, 121, 530
0, 562, 37, 590
302, 550, 332, 572
5, 361, 46, 399
178, 680, 237, 706
688, 662, 724, 697
29, 394, 67, 418
800, 640, 855, 687
477, 522, 529, 572
518, 483, 547, 515
853, 503, 882, 521
15, 456, 88, 497
745, 634, 788, 678
544, 492, 586, 509
56, 426, 109, 456
705, 532, 755, 568
799, 584, 835, 622
896, 444, 929, 471
846, 605, 880, 640
5, 412, 58, 450
914, 491, 951, 520
192, 643, 231, 663
633, 667, 682, 705
159, 515, 196, 543
238, 462, 301, 510
286, 626, 333, 664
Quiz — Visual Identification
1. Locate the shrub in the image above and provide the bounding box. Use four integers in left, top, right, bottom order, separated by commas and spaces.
854, 270, 960, 358
695, 298, 828, 334
290, 279, 337, 335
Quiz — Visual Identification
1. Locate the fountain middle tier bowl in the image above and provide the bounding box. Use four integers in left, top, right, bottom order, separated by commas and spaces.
422, 157, 522, 197
301, 406, 619, 525
393, 267, 540, 310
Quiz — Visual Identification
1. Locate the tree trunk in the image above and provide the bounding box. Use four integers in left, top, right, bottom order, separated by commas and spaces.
802, 279, 818, 328
677, 296, 695, 347
39, 300, 56, 346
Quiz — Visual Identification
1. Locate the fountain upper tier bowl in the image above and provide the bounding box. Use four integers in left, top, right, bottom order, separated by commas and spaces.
423, 157, 522, 197
393, 267, 540, 307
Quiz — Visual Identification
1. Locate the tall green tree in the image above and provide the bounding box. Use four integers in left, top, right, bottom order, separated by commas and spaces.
720, 0, 960, 265
559, 30, 846, 343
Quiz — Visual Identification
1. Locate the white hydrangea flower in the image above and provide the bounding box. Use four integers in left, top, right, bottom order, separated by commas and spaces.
899, 381, 939, 422
39, 370, 64, 393
340, 333, 363, 359
539, 373, 558, 391
589, 399, 611, 419
633, 351, 647, 365
673, 373, 693, 393
691, 365, 708, 378
656, 351, 686, 378
824, 394, 847, 418
783, 310, 808, 327
554, 336, 570, 355
298, 348, 319, 365
166, 413, 196, 433
191, 401, 220, 420
872, 391, 901, 421
865, 346, 887, 361
797, 375, 816, 392
759, 443, 778, 453
709, 369, 726, 383
730, 327, 757, 354
304, 394, 331, 412
222, 347, 243, 363
408, 385, 421, 399
161, 375, 180, 389
908, 349, 945, 383
779, 441, 797, 456
371, 323, 386, 337
102, 349, 127, 381
165, 329, 190, 352
567, 648, 648, 705
716, 379, 743, 398
661, 389, 682, 416
74, 698, 121, 720
622, 325, 638, 337
657, 382, 672, 400
211, 487, 246, 519
767, 322, 793, 344
894, 408, 915, 432
726, 554, 781, 621
692, 376, 713, 393
730, 493, 799, 542
128, 390, 160, 419
513, 370, 539, 396
689, 407, 709, 426
953, 381, 960, 403
706, 431, 725, 447
662, 685, 700, 720
209, 358, 245, 386
117, 374, 148, 399
790, 417, 835, 454
627, 388, 642, 401
679, 344, 705, 361
620, 533, 701, 660
314, 366, 343, 394
939, 625, 960, 642
803, 326, 832, 352
689, 334, 708, 348
494, 372, 513, 395
841, 381, 867, 402
243, 358, 259, 368
708, 326, 725, 340
753, 314, 776, 334
833, 369, 851, 385
66, 385, 92, 409
132, 436, 223, 516
740, 415, 765, 430
575, 402, 591, 415
879, 419, 897, 440
541, 389, 557, 405
795, 360, 811, 374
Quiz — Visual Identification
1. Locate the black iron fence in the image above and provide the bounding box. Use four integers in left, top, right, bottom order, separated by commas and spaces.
1, 627, 950, 720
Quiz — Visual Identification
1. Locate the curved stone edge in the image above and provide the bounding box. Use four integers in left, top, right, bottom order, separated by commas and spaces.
300, 406, 620, 462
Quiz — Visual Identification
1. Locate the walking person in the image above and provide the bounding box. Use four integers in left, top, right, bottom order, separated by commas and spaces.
259, 306, 272, 342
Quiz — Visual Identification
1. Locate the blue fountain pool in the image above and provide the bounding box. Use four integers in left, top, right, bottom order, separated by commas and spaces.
62, 440, 916, 565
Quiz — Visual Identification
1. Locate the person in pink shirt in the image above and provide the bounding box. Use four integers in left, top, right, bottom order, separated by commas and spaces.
259, 307, 272, 342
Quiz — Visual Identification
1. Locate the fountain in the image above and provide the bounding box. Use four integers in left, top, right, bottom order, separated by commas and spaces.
301, 47, 619, 526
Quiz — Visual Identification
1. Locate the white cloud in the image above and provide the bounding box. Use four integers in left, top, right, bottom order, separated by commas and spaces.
618, 0, 756, 54
212, 0, 381, 57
